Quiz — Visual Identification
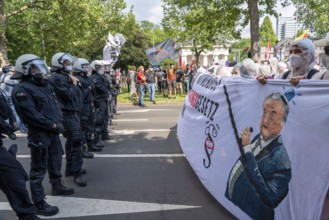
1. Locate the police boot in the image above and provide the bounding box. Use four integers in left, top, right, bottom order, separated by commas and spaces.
65, 168, 87, 177
88, 143, 102, 152
34, 200, 59, 216
82, 145, 94, 158
51, 180, 74, 196
101, 132, 112, 141
74, 173, 87, 187
93, 135, 104, 148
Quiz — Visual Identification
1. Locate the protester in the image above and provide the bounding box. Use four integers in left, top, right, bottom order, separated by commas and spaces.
166, 64, 177, 98
175, 67, 184, 96
239, 58, 258, 79
275, 62, 288, 79
145, 66, 156, 104
136, 65, 146, 107
215, 66, 231, 77
129, 66, 138, 101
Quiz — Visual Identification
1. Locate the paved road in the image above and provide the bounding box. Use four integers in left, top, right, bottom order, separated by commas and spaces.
0, 103, 236, 220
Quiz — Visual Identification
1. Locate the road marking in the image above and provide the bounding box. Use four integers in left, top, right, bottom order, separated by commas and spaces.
112, 129, 176, 135
14, 129, 177, 138
118, 109, 172, 113
16, 154, 185, 159
113, 119, 149, 122
93, 154, 185, 158
0, 196, 200, 218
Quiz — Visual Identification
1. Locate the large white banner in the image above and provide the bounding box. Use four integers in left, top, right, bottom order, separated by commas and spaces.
178, 75, 329, 220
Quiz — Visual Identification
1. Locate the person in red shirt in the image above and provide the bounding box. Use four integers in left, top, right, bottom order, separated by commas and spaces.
166, 64, 176, 98
136, 66, 146, 107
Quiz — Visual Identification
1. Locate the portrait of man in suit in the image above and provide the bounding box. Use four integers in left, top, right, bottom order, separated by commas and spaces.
225, 92, 292, 220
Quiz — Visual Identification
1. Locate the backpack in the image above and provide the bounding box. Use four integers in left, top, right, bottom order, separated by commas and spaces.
134, 72, 138, 84
282, 69, 319, 79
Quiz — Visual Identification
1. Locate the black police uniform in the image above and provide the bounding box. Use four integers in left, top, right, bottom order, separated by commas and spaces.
12, 77, 71, 215
48, 71, 85, 185
0, 92, 42, 220
89, 71, 109, 145
75, 72, 101, 152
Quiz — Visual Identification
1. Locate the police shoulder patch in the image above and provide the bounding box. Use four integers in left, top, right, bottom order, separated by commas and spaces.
16, 92, 28, 101
16, 92, 27, 97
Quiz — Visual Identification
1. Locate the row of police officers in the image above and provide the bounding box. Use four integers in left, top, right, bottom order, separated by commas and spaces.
0, 52, 119, 219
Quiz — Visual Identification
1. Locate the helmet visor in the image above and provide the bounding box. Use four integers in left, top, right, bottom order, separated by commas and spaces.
59, 53, 76, 65
25, 59, 50, 76
81, 63, 90, 73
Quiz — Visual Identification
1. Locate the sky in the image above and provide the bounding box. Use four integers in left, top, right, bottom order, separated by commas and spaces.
125, 0, 296, 38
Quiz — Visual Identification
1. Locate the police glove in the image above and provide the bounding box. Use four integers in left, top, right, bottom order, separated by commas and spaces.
52, 123, 64, 134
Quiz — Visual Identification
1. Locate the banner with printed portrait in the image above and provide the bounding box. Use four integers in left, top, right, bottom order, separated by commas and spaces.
178, 74, 329, 220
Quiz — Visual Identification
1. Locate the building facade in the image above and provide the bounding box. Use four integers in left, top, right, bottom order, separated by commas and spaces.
276, 17, 304, 41
174, 42, 230, 68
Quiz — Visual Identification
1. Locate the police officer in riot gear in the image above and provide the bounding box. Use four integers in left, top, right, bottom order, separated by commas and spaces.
11, 54, 74, 217
48, 52, 87, 187
73, 58, 102, 155
89, 60, 109, 147
0, 91, 43, 220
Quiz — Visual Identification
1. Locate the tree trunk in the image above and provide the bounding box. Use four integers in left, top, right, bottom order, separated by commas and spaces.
0, 0, 9, 67
248, 0, 260, 63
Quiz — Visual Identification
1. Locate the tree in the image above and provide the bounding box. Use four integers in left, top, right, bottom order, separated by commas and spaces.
294, 0, 329, 37
6, 0, 127, 64
162, 0, 290, 64
162, 0, 242, 65
259, 16, 277, 47
115, 9, 150, 70
0, 0, 52, 66
140, 20, 166, 47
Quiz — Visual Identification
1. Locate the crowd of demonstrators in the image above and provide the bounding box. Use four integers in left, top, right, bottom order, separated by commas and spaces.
0, 53, 121, 218
123, 63, 200, 107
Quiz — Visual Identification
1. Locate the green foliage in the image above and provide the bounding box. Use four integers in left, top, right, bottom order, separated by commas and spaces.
161, 0, 243, 64
259, 16, 277, 47
294, 0, 329, 37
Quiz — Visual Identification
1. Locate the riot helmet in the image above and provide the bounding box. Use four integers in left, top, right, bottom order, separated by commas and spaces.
11, 54, 49, 81
51, 52, 76, 73
90, 60, 105, 75
73, 58, 90, 75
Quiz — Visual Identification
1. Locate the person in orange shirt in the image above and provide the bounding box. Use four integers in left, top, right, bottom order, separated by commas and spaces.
166, 64, 176, 98
136, 66, 146, 107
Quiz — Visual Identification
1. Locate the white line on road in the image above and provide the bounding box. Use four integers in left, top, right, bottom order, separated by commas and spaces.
0, 196, 200, 218
113, 119, 149, 122
13, 129, 177, 137
16, 154, 185, 159
118, 109, 172, 113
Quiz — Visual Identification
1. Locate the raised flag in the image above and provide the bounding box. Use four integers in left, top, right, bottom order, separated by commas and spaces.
145, 38, 175, 66
240, 47, 250, 59
265, 40, 271, 59
294, 30, 309, 41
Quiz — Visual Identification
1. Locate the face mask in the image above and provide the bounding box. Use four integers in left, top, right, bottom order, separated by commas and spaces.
289, 54, 304, 68
63, 65, 73, 73
97, 70, 104, 75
